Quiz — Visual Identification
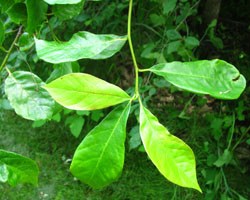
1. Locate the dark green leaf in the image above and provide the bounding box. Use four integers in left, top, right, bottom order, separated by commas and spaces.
6, 3, 27, 24
149, 59, 246, 99
166, 29, 182, 40
0, 19, 4, 44
70, 102, 131, 188
5, 71, 55, 120
26, 0, 48, 34
35, 31, 127, 63
0, 150, 39, 186
46, 62, 78, 83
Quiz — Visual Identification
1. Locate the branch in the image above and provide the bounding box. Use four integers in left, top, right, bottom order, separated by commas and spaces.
0, 26, 23, 73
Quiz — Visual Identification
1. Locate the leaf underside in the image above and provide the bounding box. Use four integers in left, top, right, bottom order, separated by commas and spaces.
4, 71, 55, 121
35, 31, 127, 63
150, 59, 246, 100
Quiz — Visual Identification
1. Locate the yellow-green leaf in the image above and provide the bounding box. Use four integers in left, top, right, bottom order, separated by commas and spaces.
43, 73, 131, 110
139, 103, 202, 192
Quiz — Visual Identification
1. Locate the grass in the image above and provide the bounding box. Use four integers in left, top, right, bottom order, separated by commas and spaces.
0, 110, 200, 200
0, 102, 249, 200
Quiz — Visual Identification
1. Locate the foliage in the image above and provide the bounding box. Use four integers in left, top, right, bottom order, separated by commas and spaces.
0, 0, 249, 199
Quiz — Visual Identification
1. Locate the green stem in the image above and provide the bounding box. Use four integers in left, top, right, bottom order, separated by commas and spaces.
0, 26, 22, 73
128, 0, 139, 98
227, 112, 235, 150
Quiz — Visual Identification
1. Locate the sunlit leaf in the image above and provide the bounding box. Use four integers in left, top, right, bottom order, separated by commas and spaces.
70, 102, 131, 188
149, 59, 246, 99
0, 150, 39, 186
43, 73, 131, 110
43, 0, 82, 4
5, 71, 55, 121
139, 103, 201, 192
52, 0, 84, 20
35, 31, 127, 63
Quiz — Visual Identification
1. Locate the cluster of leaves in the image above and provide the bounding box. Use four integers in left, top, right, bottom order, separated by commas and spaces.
0, 0, 247, 198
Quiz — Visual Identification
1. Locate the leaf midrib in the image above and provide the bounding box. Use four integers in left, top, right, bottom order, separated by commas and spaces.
46, 87, 131, 99
151, 68, 236, 81
87, 103, 130, 183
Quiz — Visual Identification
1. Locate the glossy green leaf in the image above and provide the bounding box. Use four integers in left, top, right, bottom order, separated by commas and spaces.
139, 103, 201, 192
5, 71, 55, 121
26, 0, 48, 34
70, 102, 131, 188
52, 0, 84, 20
43, 0, 81, 4
43, 73, 131, 110
0, 150, 39, 186
149, 59, 246, 99
35, 31, 127, 63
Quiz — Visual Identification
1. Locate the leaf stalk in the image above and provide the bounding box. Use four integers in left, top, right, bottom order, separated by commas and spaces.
127, 0, 139, 98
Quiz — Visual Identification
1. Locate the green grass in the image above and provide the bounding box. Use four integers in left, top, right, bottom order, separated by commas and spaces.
0, 107, 249, 200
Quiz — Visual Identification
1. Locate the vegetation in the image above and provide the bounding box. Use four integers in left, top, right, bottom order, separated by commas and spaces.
0, 0, 250, 199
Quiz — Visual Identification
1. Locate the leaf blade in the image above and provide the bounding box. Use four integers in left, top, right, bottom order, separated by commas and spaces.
139, 103, 201, 192
70, 102, 131, 188
35, 31, 127, 63
43, 73, 131, 110
149, 59, 246, 99
4, 71, 55, 121
0, 150, 39, 187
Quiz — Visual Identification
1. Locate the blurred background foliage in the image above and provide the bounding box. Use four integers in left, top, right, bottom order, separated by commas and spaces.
0, 0, 249, 199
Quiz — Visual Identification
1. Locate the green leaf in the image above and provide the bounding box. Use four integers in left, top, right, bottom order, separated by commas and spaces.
0, 19, 4, 45
70, 102, 131, 188
43, 0, 82, 4
167, 40, 182, 54
149, 59, 246, 99
0, 150, 39, 186
46, 62, 78, 83
35, 31, 127, 63
0, 0, 19, 13
52, 0, 84, 20
166, 29, 182, 40
6, 3, 27, 24
139, 103, 201, 192
184, 36, 200, 49
5, 71, 55, 121
43, 73, 131, 110
26, 0, 48, 34
128, 125, 141, 151
69, 116, 85, 138
162, 0, 177, 15
18, 32, 34, 51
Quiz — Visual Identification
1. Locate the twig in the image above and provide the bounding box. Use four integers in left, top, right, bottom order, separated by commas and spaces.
0, 26, 23, 73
